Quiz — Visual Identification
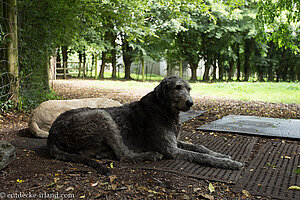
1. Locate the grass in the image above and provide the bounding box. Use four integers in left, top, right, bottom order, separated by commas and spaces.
83, 79, 300, 104
190, 82, 300, 104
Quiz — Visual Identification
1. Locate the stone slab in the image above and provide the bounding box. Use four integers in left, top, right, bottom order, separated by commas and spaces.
197, 115, 300, 139
0, 140, 16, 171
179, 110, 206, 124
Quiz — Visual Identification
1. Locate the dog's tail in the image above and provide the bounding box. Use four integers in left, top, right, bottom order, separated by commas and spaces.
47, 142, 111, 176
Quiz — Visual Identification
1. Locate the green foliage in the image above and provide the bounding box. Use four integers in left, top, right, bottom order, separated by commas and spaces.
0, 100, 14, 113
1, 0, 300, 112
20, 88, 61, 112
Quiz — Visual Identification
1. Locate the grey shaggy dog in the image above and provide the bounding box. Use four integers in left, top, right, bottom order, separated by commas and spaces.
47, 76, 243, 175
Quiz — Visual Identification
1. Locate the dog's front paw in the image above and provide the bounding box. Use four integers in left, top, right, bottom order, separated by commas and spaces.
147, 152, 163, 161
223, 159, 244, 170
212, 152, 231, 159
120, 153, 136, 163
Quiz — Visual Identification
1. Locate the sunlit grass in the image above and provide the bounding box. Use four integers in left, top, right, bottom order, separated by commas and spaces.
190, 82, 300, 104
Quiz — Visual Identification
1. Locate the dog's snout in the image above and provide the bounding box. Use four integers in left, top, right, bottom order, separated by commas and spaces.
186, 100, 193, 108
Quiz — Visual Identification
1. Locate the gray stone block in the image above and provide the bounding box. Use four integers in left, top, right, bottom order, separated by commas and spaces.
0, 140, 16, 171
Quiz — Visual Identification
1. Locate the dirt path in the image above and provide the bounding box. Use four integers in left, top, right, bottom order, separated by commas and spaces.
0, 79, 299, 199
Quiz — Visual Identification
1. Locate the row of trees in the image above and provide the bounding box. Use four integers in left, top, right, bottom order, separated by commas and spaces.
1, 0, 299, 108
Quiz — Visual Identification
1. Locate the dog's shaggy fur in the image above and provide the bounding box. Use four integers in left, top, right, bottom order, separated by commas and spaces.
47, 76, 243, 175
29, 98, 122, 138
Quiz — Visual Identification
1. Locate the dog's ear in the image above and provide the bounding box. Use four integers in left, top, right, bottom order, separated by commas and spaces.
154, 80, 168, 105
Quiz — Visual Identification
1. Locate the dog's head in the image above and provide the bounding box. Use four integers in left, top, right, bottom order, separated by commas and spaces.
154, 75, 193, 112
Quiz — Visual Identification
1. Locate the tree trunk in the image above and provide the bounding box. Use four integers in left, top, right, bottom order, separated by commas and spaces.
179, 60, 183, 78
122, 36, 134, 80
236, 43, 241, 81
189, 62, 198, 81
141, 58, 145, 82
62, 46, 68, 79
254, 43, 264, 82
111, 33, 117, 79
3, 0, 19, 107
203, 54, 211, 82
281, 49, 288, 81
267, 42, 274, 81
218, 53, 224, 81
212, 56, 217, 81
78, 50, 82, 78
99, 52, 106, 79
94, 54, 98, 79
83, 46, 86, 77
244, 38, 254, 81
56, 48, 62, 76
228, 58, 234, 81
167, 55, 172, 76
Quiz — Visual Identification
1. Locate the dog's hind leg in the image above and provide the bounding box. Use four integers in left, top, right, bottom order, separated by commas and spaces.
120, 151, 163, 163
105, 132, 163, 162
48, 144, 111, 175
177, 141, 231, 159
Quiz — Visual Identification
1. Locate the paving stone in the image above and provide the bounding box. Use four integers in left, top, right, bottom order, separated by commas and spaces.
179, 110, 206, 124
0, 140, 16, 171
197, 115, 300, 139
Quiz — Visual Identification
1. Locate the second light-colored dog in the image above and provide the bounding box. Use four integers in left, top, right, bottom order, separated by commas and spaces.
28, 98, 122, 138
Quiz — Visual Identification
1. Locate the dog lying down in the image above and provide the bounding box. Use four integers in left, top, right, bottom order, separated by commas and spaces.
29, 98, 122, 138
48, 76, 243, 175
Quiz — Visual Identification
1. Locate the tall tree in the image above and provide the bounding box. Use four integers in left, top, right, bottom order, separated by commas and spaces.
1, 0, 19, 107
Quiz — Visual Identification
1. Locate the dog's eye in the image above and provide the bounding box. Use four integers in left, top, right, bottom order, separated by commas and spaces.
176, 85, 182, 90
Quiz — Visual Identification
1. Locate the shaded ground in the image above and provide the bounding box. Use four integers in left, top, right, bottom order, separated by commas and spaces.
0, 79, 299, 199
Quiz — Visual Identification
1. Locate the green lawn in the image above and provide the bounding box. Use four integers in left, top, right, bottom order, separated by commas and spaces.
190, 82, 300, 104
89, 79, 300, 104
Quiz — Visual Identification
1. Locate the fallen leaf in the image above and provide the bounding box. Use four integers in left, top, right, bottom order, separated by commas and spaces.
56, 184, 64, 189
54, 177, 60, 183
110, 162, 114, 169
267, 162, 276, 168
208, 183, 215, 193
47, 182, 56, 187
281, 156, 291, 159
242, 190, 251, 197
111, 184, 117, 190
109, 175, 117, 183
16, 179, 24, 183
199, 193, 214, 200
79, 195, 85, 198
65, 186, 74, 191
288, 186, 300, 190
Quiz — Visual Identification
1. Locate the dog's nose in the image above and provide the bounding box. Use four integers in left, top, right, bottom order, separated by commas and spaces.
186, 100, 193, 108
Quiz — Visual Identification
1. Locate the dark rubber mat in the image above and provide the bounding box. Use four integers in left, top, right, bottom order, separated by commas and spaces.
179, 110, 206, 123
197, 115, 300, 139
122, 132, 257, 183
233, 142, 300, 200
